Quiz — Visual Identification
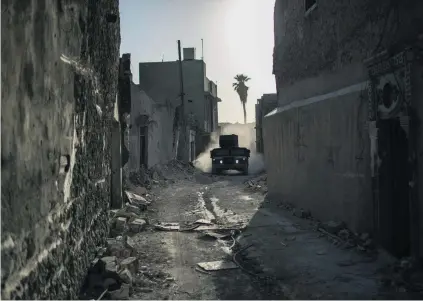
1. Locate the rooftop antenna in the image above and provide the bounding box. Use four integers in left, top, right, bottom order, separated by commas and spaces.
161, 53, 164, 62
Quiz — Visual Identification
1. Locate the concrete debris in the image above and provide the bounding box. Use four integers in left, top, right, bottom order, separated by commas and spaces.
319, 221, 346, 235
114, 209, 139, 220
194, 219, 214, 225
125, 204, 142, 215
119, 268, 133, 284
197, 260, 239, 271
129, 218, 147, 233
120, 257, 139, 275
109, 283, 131, 300
125, 190, 151, 210
201, 230, 232, 240
106, 238, 133, 258
154, 222, 180, 231
244, 173, 268, 194
114, 217, 127, 232
101, 256, 118, 274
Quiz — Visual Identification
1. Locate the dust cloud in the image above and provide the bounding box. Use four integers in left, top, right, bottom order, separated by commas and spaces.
194, 123, 265, 175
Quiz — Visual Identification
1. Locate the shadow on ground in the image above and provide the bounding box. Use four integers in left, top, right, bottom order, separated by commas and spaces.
210, 192, 421, 300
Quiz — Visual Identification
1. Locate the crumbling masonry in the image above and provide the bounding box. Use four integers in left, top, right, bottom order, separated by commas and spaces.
1, 0, 120, 299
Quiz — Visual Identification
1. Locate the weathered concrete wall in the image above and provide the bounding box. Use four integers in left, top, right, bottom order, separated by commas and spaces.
268, 0, 423, 239
138, 60, 206, 131
129, 84, 175, 169
273, 0, 423, 91
264, 81, 372, 233
1, 0, 120, 299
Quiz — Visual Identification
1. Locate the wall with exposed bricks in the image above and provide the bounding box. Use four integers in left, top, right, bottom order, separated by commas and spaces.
1, 0, 120, 298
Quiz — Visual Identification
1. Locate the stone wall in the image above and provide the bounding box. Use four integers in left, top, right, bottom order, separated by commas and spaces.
1, 0, 120, 299
273, 0, 423, 92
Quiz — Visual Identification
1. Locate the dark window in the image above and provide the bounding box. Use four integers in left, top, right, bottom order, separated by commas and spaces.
305, 0, 316, 12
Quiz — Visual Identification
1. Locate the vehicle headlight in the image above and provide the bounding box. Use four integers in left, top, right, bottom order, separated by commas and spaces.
235, 159, 239, 164
220, 160, 223, 164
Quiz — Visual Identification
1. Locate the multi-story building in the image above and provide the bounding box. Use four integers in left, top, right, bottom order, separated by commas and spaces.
265, 0, 423, 259
137, 47, 221, 159
255, 93, 278, 153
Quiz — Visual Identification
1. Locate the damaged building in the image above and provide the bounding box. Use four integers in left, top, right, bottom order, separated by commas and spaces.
1, 0, 121, 299
135, 47, 221, 163
265, 0, 423, 260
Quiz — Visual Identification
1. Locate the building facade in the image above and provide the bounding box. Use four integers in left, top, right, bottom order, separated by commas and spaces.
265, 0, 423, 259
255, 93, 278, 153
138, 47, 220, 160
129, 82, 177, 170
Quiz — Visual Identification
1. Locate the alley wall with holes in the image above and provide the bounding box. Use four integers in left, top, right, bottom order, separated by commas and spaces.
1, 0, 120, 299
265, 0, 423, 258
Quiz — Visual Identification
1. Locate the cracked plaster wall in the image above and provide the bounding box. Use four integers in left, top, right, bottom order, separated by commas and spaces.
1, 0, 120, 299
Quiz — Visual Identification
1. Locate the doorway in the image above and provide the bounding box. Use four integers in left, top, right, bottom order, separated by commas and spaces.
376, 118, 410, 257
139, 125, 148, 168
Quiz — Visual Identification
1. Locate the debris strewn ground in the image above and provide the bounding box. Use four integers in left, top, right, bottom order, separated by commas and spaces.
80, 166, 423, 300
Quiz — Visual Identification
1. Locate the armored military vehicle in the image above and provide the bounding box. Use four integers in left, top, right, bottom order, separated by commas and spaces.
210, 134, 250, 175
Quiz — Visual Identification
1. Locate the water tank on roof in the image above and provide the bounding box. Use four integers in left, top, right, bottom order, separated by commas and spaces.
183, 48, 196, 60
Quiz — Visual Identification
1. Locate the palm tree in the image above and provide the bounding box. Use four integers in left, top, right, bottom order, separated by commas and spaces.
232, 74, 251, 124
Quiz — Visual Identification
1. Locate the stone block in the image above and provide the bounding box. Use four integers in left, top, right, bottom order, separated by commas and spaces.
101, 256, 118, 274
119, 257, 139, 275
129, 218, 146, 233
126, 204, 141, 215
115, 217, 127, 231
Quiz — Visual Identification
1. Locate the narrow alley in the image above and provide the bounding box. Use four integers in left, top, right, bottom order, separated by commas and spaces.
79, 163, 419, 300
3, 0, 423, 300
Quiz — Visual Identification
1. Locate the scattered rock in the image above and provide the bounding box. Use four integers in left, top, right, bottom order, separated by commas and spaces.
125, 190, 151, 210
115, 217, 127, 232
109, 283, 131, 300
101, 256, 118, 274
119, 268, 133, 284
129, 218, 147, 232
120, 257, 139, 274
106, 238, 131, 258
338, 229, 350, 240
126, 204, 142, 215
319, 220, 346, 235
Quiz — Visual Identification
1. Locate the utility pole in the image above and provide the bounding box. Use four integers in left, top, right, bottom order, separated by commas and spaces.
177, 40, 185, 124
177, 40, 186, 161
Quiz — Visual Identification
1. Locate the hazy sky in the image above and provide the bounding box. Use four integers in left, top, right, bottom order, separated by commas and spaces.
120, 0, 276, 123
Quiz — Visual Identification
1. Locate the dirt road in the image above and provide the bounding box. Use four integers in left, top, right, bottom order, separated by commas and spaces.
127, 172, 284, 300
119, 169, 412, 300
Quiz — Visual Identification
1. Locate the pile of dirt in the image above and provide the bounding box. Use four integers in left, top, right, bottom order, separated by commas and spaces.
127, 160, 197, 189
244, 173, 268, 194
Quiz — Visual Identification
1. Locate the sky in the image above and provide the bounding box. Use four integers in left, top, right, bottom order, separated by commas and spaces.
120, 0, 276, 123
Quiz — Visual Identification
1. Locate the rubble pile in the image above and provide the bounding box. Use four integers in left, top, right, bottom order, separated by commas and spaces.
273, 200, 378, 254
317, 221, 377, 254
109, 191, 151, 237
127, 160, 197, 189
244, 173, 268, 194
